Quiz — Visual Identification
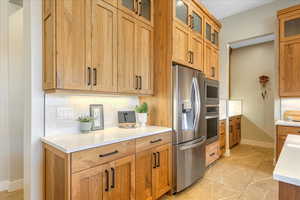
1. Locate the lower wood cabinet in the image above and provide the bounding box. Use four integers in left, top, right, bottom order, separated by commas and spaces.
219, 120, 226, 156
229, 116, 241, 148
206, 140, 220, 167
44, 132, 172, 200
276, 126, 300, 160
72, 155, 135, 200
136, 142, 172, 200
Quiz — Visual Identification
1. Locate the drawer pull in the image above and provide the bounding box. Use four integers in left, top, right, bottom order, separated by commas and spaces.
157, 152, 160, 168
153, 153, 157, 169
99, 150, 119, 158
209, 152, 216, 157
150, 139, 162, 144
111, 168, 115, 189
105, 170, 109, 192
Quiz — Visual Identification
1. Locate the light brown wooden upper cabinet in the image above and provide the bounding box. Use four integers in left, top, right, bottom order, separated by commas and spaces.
278, 6, 300, 97
279, 10, 300, 42
118, 0, 154, 26
43, 0, 154, 95
118, 11, 154, 95
173, 0, 204, 71
55, 0, 88, 91
118, 12, 138, 94
90, 0, 118, 92
137, 22, 154, 95
279, 39, 300, 96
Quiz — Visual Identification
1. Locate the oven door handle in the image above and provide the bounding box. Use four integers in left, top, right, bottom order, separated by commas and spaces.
192, 77, 201, 130
205, 115, 219, 119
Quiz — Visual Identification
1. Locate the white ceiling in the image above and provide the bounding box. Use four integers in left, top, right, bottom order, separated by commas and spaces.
198, 0, 277, 19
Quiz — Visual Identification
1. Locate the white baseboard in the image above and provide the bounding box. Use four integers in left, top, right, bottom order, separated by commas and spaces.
241, 139, 274, 148
0, 179, 23, 192
8, 179, 23, 192
0, 181, 9, 191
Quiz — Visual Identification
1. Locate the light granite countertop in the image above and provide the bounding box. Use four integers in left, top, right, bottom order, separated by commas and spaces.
275, 120, 300, 127
273, 134, 300, 186
41, 126, 172, 153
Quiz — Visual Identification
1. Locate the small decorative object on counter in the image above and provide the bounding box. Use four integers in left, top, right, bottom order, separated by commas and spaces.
90, 104, 104, 131
78, 116, 93, 133
259, 75, 270, 100
135, 102, 148, 127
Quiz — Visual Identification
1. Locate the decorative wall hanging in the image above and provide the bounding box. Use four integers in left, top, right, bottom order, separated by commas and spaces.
259, 75, 270, 100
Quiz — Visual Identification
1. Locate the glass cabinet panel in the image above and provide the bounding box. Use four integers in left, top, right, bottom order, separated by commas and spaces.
140, 0, 151, 21
212, 30, 219, 45
192, 11, 202, 34
176, 0, 189, 25
122, 0, 135, 11
206, 23, 211, 41
285, 17, 300, 37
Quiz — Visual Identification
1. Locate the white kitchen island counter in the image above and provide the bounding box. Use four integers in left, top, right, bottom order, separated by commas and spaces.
41, 126, 172, 153
273, 134, 300, 186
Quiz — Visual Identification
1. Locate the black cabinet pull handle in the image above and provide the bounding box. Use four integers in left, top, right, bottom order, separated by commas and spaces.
105, 170, 109, 192
135, 76, 139, 90
139, 76, 142, 90
99, 150, 119, 158
191, 51, 194, 64
134, 0, 139, 14
111, 168, 115, 189
150, 139, 162, 144
138, 1, 142, 16
156, 152, 160, 168
211, 67, 215, 77
210, 152, 215, 157
93, 68, 97, 86
87, 67, 92, 86
153, 153, 157, 169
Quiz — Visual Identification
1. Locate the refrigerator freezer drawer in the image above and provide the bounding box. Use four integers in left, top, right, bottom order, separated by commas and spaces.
173, 138, 206, 193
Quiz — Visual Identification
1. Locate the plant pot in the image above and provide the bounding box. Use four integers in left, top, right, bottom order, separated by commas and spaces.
137, 113, 148, 127
79, 122, 92, 133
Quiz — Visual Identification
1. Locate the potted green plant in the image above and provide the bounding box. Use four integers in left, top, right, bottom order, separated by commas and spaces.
78, 116, 93, 133
135, 103, 148, 127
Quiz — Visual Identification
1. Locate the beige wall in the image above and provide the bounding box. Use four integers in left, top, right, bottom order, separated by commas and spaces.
220, 0, 300, 100
230, 42, 274, 142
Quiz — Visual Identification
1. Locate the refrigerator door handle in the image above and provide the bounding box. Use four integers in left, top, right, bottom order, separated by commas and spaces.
192, 77, 201, 130
179, 138, 206, 151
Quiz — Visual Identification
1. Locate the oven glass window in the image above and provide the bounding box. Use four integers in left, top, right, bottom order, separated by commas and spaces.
207, 118, 218, 139
207, 85, 218, 99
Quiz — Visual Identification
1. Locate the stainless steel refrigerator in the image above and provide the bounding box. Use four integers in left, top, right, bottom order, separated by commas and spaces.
172, 64, 206, 193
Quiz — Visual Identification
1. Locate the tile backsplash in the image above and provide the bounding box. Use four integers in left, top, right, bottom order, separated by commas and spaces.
280, 98, 300, 118
45, 94, 139, 137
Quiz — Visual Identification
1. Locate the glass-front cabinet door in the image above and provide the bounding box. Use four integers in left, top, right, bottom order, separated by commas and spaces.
138, 0, 153, 26
174, 0, 190, 28
191, 6, 203, 38
280, 14, 300, 41
212, 29, 219, 47
118, 0, 137, 16
205, 21, 212, 42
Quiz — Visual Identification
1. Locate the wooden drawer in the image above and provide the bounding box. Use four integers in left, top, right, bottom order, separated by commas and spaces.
278, 126, 300, 136
206, 141, 220, 166
136, 132, 171, 152
71, 140, 135, 173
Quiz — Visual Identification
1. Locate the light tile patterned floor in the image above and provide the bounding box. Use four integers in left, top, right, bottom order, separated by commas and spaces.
161, 144, 278, 200
0, 190, 23, 200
